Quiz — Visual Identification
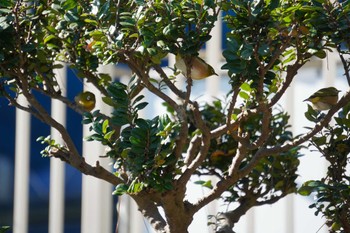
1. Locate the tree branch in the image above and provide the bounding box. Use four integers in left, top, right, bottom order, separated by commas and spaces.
153, 64, 186, 99
246, 104, 272, 150
184, 134, 202, 165
15, 68, 121, 185
178, 102, 211, 187
240, 89, 350, 179
337, 46, 350, 86
192, 89, 350, 215
268, 62, 304, 108
49, 147, 123, 186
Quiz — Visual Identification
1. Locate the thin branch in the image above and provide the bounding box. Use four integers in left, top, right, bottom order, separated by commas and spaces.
171, 78, 193, 162
226, 86, 240, 127
128, 60, 179, 111
153, 64, 186, 99
212, 108, 257, 139
337, 46, 350, 86
177, 102, 211, 191
83, 69, 109, 96
246, 104, 272, 150
184, 134, 202, 165
15, 60, 120, 185
217, 191, 291, 232
193, 89, 350, 214
268, 61, 304, 108
173, 106, 189, 160
2, 90, 45, 122
227, 140, 249, 177
49, 147, 123, 186
240, 89, 350, 179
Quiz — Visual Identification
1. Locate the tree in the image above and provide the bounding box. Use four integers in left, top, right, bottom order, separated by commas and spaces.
1, 0, 350, 232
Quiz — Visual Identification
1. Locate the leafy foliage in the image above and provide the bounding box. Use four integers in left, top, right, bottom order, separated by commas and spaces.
299, 104, 350, 232
198, 100, 300, 214
0, 226, 10, 233
2, 0, 350, 233
83, 80, 178, 194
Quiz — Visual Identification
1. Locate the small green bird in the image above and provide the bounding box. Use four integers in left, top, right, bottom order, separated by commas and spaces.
175, 54, 217, 80
74, 91, 96, 112
304, 87, 340, 111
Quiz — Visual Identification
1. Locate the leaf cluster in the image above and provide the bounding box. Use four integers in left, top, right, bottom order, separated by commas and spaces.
222, 0, 336, 95
0, 226, 10, 233
3, 1, 350, 232
82, 81, 180, 194
197, 100, 300, 206
299, 103, 350, 232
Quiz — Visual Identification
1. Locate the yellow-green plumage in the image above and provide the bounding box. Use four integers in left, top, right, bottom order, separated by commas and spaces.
75, 91, 96, 111
175, 54, 217, 80
304, 87, 340, 111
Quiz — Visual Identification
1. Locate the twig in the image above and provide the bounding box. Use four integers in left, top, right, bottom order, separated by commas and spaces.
153, 65, 186, 99
337, 46, 350, 86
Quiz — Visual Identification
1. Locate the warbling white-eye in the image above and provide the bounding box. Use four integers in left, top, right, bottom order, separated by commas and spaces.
304, 87, 340, 111
74, 91, 96, 111
175, 54, 217, 80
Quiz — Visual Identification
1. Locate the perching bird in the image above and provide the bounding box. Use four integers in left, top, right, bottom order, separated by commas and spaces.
209, 149, 236, 170
304, 87, 340, 111
74, 91, 96, 111
175, 54, 217, 80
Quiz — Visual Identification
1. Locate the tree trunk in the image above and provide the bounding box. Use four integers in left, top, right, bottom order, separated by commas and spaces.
162, 190, 193, 233
133, 189, 194, 233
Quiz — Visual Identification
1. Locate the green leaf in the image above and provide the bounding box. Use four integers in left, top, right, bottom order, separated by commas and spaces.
304, 105, 318, 122
134, 102, 148, 111
135, 118, 149, 129
62, 0, 77, 10
240, 44, 253, 60
313, 50, 327, 59
239, 91, 249, 100
102, 96, 114, 106
112, 183, 128, 195
298, 180, 324, 196
90, 30, 105, 40
128, 180, 144, 194
0, 226, 10, 233
82, 118, 93, 125
64, 11, 79, 22
119, 148, 129, 159
240, 82, 251, 92
43, 35, 57, 44
129, 136, 141, 145
104, 130, 115, 140
84, 18, 98, 26
133, 95, 145, 104
312, 136, 327, 147
84, 134, 103, 142
194, 180, 213, 189
102, 119, 109, 134
97, 0, 110, 20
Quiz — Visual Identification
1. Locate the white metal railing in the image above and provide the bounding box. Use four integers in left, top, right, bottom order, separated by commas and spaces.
13, 95, 30, 233
9, 15, 341, 233
49, 62, 67, 233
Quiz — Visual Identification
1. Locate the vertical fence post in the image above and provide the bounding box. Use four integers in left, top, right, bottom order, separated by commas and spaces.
13, 95, 31, 233
323, 50, 337, 87
318, 50, 338, 233
204, 10, 222, 233
49, 63, 67, 233
285, 79, 295, 233
206, 11, 222, 97
81, 65, 113, 233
